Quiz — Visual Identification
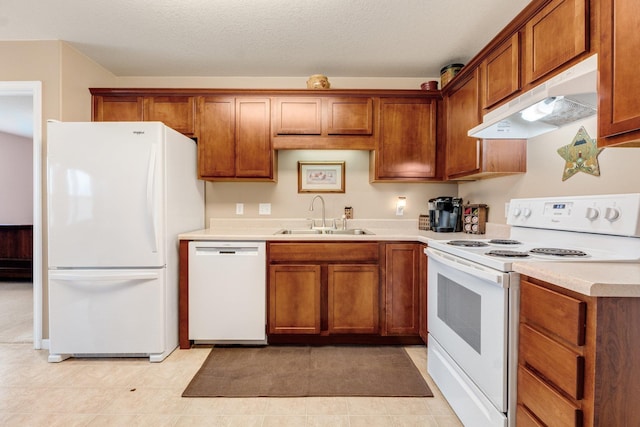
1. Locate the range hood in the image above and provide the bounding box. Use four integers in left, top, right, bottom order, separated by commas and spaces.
469, 54, 598, 139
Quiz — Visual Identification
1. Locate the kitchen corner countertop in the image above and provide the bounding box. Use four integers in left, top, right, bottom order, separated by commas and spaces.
513, 262, 640, 297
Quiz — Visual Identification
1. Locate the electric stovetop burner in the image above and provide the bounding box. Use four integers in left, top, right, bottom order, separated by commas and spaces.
485, 250, 530, 258
447, 240, 489, 247
488, 239, 522, 245
530, 248, 588, 257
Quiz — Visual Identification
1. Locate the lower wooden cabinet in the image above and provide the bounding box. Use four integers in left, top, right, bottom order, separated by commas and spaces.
382, 243, 421, 336
268, 242, 380, 337
267, 241, 424, 343
269, 265, 321, 334
328, 264, 379, 334
518, 276, 640, 426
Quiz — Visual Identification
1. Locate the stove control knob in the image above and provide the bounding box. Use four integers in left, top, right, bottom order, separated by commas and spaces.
512, 207, 522, 217
522, 208, 532, 218
585, 207, 600, 221
604, 207, 621, 222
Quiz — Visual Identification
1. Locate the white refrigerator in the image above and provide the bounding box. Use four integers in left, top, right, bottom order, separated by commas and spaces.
46, 121, 204, 362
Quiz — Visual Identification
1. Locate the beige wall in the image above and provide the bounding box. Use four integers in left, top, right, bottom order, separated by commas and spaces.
207, 150, 457, 221
458, 115, 640, 224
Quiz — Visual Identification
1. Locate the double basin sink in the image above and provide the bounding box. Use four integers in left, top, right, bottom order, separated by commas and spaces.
274, 228, 374, 235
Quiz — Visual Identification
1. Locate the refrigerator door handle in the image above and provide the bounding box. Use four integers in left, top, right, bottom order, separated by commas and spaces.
51, 271, 161, 282
146, 143, 159, 253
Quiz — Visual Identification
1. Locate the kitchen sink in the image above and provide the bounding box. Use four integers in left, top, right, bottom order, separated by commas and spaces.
274, 228, 374, 235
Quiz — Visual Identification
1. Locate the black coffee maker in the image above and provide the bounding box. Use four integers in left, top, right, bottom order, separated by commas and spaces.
428, 197, 463, 232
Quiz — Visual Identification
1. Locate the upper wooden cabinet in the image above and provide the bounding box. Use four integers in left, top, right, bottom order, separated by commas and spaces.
146, 96, 195, 135
445, 69, 482, 178
92, 93, 196, 135
523, 0, 588, 85
371, 97, 437, 182
481, 33, 521, 110
272, 96, 375, 150
93, 95, 144, 122
598, 0, 640, 147
198, 96, 274, 181
445, 68, 527, 180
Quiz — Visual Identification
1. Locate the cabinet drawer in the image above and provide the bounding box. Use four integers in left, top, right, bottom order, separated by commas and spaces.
518, 366, 582, 427
520, 279, 586, 346
516, 405, 544, 427
268, 242, 379, 263
519, 323, 584, 399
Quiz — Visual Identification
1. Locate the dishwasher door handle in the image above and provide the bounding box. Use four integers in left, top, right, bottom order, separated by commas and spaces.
194, 246, 260, 256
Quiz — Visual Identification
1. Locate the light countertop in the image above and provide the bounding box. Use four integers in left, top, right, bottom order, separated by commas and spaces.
179, 218, 640, 297
513, 262, 640, 297
178, 218, 511, 244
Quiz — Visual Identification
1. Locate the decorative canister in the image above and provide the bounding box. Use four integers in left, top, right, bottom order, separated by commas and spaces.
440, 63, 464, 87
420, 80, 439, 91
306, 74, 331, 89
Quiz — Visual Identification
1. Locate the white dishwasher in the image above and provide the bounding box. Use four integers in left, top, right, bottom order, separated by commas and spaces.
188, 241, 267, 344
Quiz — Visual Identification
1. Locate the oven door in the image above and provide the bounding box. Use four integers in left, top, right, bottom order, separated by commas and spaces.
426, 247, 510, 412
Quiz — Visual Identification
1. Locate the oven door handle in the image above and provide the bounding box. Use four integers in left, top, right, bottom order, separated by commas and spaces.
425, 247, 508, 287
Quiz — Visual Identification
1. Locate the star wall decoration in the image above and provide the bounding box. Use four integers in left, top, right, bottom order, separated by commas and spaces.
557, 126, 604, 181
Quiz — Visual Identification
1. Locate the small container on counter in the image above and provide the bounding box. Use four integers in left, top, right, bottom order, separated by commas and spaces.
463, 204, 488, 234
419, 214, 431, 231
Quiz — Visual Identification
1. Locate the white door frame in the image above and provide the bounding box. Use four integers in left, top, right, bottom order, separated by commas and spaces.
0, 81, 43, 349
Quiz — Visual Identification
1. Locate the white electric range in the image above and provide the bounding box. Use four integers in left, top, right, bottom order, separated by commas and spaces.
425, 193, 640, 427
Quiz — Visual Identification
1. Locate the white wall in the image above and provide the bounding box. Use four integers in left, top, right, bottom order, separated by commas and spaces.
0, 131, 32, 224
458, 115, 640, 224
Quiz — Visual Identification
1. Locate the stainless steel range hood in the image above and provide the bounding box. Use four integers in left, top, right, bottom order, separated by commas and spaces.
469, 54, 597, 139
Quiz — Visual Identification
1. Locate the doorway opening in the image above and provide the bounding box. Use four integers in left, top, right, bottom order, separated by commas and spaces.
0, 81, 42, 349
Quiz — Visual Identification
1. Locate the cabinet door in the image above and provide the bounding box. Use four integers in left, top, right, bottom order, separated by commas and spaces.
268, 264, 321, 334
325, 97, 373, 135
93, 96, 144, 122
524, 0, 587, 84
481, 33, 520, 110
375, 98, 436, 180
328, 264, 379, 334
383, 243, 421, 336
235, 98, 273, 178
445, 69, 482, 178
598, 0, 640, 145
146, 96, 195, 135
198, 96, 236, 178
273, 97, 322, 135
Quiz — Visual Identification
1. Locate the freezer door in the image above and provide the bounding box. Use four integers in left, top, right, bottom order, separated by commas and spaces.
48, 269, 165, 356
47, 122, 165, 268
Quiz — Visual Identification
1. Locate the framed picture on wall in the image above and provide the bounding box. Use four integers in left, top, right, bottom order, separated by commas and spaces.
298, 161, 345, 193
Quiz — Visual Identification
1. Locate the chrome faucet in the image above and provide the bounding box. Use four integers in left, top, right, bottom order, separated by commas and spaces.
309, 195, 327, 229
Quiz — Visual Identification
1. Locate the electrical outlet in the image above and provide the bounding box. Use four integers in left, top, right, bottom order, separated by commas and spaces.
236, 203, 244, 215
259, 203, 271, 215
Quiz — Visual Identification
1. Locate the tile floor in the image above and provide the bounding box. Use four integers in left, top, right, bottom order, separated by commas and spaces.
0, 282, 462, 426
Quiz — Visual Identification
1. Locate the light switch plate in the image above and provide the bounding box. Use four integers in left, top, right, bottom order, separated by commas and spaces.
236, 203, 244, 215
259, 203, 271, 215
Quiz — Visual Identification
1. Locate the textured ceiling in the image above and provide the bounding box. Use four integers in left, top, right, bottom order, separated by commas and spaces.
1, 0, 532, 138
1, 0, 531, 78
